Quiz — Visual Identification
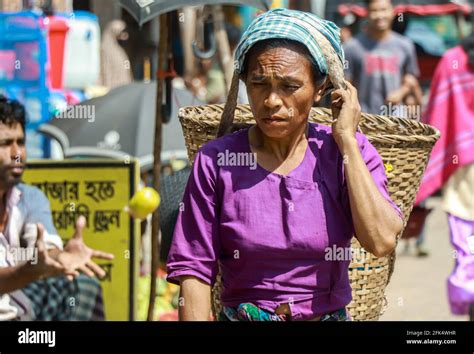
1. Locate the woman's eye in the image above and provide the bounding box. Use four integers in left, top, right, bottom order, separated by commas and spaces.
285, 85, 299, 90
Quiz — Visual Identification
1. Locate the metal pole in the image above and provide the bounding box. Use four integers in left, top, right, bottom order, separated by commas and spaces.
147, 12, 168, 322
212, 5, 233, 92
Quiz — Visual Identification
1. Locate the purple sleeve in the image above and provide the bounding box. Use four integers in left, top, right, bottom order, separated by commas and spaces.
166, 148, 220, 286
357, 134, 404, 221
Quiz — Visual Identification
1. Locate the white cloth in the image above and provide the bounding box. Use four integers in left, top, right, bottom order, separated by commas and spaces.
0, 184, 63, 320
0, 294, 17, 321
442, 164, 474, 221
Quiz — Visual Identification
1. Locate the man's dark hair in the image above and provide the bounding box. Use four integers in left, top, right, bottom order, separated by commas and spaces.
0, 95, 26, 133
365, 0, 393, 7
241, 38, 327, 88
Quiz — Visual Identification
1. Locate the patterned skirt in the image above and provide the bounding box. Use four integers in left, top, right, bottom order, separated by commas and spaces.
18, 274, 105, 321
218, 303, 351, 321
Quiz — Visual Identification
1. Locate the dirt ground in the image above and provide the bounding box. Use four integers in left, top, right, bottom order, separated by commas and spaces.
380, 196, 468, 321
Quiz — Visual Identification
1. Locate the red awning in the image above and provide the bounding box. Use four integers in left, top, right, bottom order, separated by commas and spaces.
338, 3, 472, 17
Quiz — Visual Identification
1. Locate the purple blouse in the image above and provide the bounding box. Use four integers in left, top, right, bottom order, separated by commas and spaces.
166, 122, 403, 320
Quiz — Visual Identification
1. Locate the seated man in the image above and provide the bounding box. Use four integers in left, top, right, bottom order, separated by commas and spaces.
0, 95, 114, 321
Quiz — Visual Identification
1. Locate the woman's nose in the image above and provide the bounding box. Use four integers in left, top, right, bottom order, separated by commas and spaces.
264, 91, 283, 110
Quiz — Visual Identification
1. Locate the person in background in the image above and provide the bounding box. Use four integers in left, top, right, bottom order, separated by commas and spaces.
185, 58, 213, 102
99, 20, 133, 89
416, 33, 474, 321
343, 0, 421, 115
0, 96, 114, 321
186, 23, 248, 104
343, 0, 427, 255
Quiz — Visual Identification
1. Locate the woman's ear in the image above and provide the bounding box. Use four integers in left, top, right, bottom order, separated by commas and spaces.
313, 78, 330, 104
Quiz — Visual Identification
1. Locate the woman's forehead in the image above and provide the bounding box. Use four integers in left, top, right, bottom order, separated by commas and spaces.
248, 41, 311, 62
247, 47, 312, 77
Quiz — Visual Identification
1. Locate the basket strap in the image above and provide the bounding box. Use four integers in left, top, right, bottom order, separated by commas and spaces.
217, 70, 240, 138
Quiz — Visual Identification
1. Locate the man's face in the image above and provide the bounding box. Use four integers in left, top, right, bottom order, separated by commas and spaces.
244, 45, 322, 139
367, 0, 394, 32
0, 122, 26, 189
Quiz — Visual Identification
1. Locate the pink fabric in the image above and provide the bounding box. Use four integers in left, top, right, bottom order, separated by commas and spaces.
447, 213, 474, 315
415, 46, 474, 205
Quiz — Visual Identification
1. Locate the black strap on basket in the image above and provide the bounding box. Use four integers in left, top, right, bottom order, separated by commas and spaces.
217, 70, 241, 138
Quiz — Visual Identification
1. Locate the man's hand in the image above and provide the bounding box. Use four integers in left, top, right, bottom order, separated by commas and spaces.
331, 81, 361, 147
0, 224, 79, 294
386, 74, 421, 105
56, 216, 114, 280
385, 88, 405, 105
26, 223, 79, 279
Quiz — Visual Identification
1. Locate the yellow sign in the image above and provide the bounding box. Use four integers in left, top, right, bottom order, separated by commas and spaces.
23, 159, 140, 321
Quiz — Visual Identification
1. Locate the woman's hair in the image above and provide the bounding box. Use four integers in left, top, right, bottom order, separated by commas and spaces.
0, 95, 26, 133
240, 38, 327, 88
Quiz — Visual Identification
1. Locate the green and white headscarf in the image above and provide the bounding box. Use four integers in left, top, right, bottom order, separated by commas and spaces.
218, 8, 346, 137
234, 8, 346, 90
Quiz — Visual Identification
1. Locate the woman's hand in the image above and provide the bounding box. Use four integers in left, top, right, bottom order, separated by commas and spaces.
330, 81, 361, 147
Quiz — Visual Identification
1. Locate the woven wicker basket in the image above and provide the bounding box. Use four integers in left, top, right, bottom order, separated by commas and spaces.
178, 103, 440, 321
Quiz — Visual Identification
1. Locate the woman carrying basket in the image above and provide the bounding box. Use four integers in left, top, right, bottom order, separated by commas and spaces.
166, 8, 403, 321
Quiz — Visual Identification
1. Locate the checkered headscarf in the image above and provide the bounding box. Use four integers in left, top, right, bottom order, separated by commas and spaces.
234, 8, 346, 90
217, 8, 346, 137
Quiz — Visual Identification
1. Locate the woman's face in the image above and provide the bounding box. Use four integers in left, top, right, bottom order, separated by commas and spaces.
244, 44, 323, 139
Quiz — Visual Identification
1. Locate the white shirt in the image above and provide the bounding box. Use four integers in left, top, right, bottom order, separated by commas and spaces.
0, 184, 63, 320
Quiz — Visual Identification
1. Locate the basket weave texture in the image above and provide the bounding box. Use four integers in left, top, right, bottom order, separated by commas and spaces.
178, 104, 440, 321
